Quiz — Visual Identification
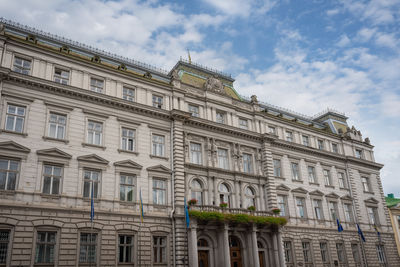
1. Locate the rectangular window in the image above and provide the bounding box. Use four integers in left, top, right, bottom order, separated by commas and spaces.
361, 177, 370, 192
302, 135, 309, 146
153, 236, 167, 263
188, 104, 199, 117
190, 143, 202, 165
344, 204, 354, 222
338, 172, 347, 188
152, 95, 163, 109
152, 134, 165, 157
313, 199, 323, 220
376, 245, 387, 264
329, 201, 339, 221
320, 242, 329, 263
217, 148, 229, 170
119, 235, 134, 263
35, 231, 56, 264
283, 241, 293, 264
308, 166, 316, 183
123, 87, 135, 102
332, 143, 338, 153
242, 153, 253, 173
291, 162, 300, 180
5, 104, 25, 133
0, 159, 19, 191
239, 118, 248, 130
216, 111, 226, 124
90, 78, 104, 93
13, 57, 31, 74
42, 165, 62, 195
0, 230, 10, 264
48, 113, 66, 139
302, 241, 313, 263
367, 207, 379, 225
268, 126, 276, 135
336, 242, 346, 263
153, 179, 166, 205
120, 174, 135, 202
87, 121, 103, 145
54, 68, 69, 85
351, 243, 361, 264
296, 197, 306, 218
83, 170, 100, 198
323, 169, 331, 186
355, 149, 363, 159
318, 139, 324, 150
121, 128, 135, 152
285, 131, 293, 142
277, 195, 287, 216
79, 233, 97, 263
273, 159, 281, 177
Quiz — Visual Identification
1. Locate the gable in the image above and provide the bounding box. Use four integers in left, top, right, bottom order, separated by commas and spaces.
37, 148, 72, 159
291, 187, 308, 194
340, 194, 353, 201
0, 141, 30, 153
309, 190, 324, 197
325, 192, 340, 199
365, 197, 379, 205
77, 154, 109, 165
276, 184, 290, 192
146, 164, 171, 173
114, 160, 143, 169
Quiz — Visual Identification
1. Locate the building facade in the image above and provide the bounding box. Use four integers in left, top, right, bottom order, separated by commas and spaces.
0, 19, 398, 267
385, 194, 400, 257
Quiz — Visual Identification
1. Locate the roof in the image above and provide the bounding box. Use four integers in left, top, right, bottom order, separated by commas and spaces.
385, 196, 400, 208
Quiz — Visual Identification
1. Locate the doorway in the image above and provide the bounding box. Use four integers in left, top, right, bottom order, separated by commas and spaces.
229, 236, 242, 267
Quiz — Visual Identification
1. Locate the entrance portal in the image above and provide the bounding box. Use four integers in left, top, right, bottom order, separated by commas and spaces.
198, 238, 210, 267
229, 236, 242, 267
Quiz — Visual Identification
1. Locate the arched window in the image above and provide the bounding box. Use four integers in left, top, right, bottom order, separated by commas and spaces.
191, 179, 203, 205
219, 183, 230, 207
245, 186, 256, 208
197, 238, 208, 247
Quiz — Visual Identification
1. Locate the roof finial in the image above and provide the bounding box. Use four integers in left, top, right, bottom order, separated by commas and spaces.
187, 48, 191, 64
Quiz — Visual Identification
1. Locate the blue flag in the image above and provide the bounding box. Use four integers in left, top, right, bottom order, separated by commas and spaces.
184, 196, 190, 228
336, 219, 344, 232
90, 182, 94, 222
373, 224, 381, 237
139, 188, 144, 223
357, 224, 366, 242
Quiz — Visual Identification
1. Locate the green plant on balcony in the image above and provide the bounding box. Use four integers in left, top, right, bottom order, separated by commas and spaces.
247, 206, 256, 211
188, 198, 198, 206
219, 202, 228, 208
271, 208, 281, 215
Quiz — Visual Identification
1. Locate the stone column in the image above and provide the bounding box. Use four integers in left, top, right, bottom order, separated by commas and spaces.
188, 222, 198, 267
252, 225, 260, 267
214, 177, 218, 205
261, 134, 278, 210
259, 183, 265, 211
272, 232, 280, 266
277, 231, 285, 266
223, 224, 231, 267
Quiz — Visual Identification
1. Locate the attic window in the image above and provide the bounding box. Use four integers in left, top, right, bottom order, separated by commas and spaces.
91, 55, 101, 63
118, 63, 127, 71
26, 34, 37, 43
60, 45, 70, 53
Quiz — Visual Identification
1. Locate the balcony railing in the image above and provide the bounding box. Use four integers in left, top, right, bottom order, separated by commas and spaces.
190, 205, 274, 217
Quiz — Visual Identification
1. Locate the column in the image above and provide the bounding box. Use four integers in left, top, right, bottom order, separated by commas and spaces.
261, 134, 278, 209
223, 224, 231, 267
188, 223, 198, 267
272, 232, 281, 267
277, 231, 285, 267
214, 177, 218, 205
259, 183, 265, 211
252, 225, 260, 267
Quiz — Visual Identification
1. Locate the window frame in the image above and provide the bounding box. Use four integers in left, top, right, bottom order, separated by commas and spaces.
53, 67, 70, 85
34, 229, 58, 265
218, 183, 231, 207
86, 120, 104, 146
216, 110, 226, 124
188, 104, 200, 117
244, 186, 256, 208
238, 118, 249, 130
117, 232, 136, 264
90, 77, 104, 93
302, 135, 309, 146
42, 164, 63, 196
151, 134, 166, 157
312, 199, 324, 220
47, 112, 67, 141
332, 143, 339, 153
268, 126, 276, 135
242, 153, 253, 174
273, 159, 282, 178
277, 194, 288, 216
355, 148, 364, 159
351, 243, 361, 265
361, 177, 371, 192
119, 173, 136, 203
4, 103, 26, 134
189, 142, 202, 165
343, 203, 354, 223
301, 241, 313, 264
0, 158, 20, 191
285, 131, 293, 142
122, 87, 135, 102
78, 230, 99, 265
283, 240, 294, 264
190, 179, 203, 205
319, 241, 330, 264
217, 148, 229, 170
328, 201, 339, 221
0, 226, 13, 266
152, 178, 167, 206
323, 169, 332, 186
376, 244, 387, 264
291, 162, 300, 181
336, 242, 347, 264
120, 127, 136, 152
152, 94, 164, 109
317, 139, 324, 150
337, 171, 347, 189
12, 55, 32, 75
296, 197, 307, 218
367, 206, 380, 225
307, 165, 316, 183
83, 169, 101, 199
152, 234, 168, 264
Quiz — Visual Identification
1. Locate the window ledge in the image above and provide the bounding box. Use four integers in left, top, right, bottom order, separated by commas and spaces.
83, 198, 100, 203
274, 176, 285, 180
120, 201, 137, 206
150, 155, 169, 161
40, 193, 61, 199
0, 189, 16, 195
82, 143, 106, 150
43, 136, 69, 144
325, 185, 335, 188
364, 191, 375, 195
309, 182, 320, 186
292, 179, 303, 183
118, 149, 139, 155
0, 129, 28, 137
339, 187, 349, 191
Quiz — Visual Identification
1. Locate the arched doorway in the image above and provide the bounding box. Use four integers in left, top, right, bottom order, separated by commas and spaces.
258, 241, 267, 267
198, 238, 209, 267
229, 236, 242, 267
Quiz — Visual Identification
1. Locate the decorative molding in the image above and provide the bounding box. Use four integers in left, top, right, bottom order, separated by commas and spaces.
276, 184, 290, 192
291, 187, 308, 194
325, 192, 340, 199
0, 140, 30, 153
309, 190, 324, 196
364, 197, 379, 204
36, 148, 72, 159
146, 164, 171, 174
114, 160, 143, 170
340, 194, 353, 201
77, 154, 109, 165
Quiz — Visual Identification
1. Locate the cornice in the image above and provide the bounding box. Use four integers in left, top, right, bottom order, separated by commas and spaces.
185, 163, 264, 180
346, 156, 383, 170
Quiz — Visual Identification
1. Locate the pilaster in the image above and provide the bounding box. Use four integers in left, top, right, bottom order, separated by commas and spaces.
261, 134, 278, 210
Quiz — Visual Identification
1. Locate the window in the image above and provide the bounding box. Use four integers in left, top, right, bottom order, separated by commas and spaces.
119, 235, 134, 263
120, 174, 135, 202
35, 231, 56, 264
336, 242, 346, 263
313, 199, 323, 220
90, 78, 104, 93
0, 230, 10, 264
376, 245, 387, 264
361, 177, 371, 192
152, 95, 163, 109
153, 236, 167, 264
42, 165, 62, 195
191, 179, 203, 205
123, 87, 135, 102
5, 104, 25, 133
13, 57, 31, 74
152, 134, 165, 157
54, 68, 69, 85
188, 104, 199, 117
216, 111, 226, 124
323, 169, 332, 186
302, 135, 309, 146
239, 118, 248, 130
190, 143, 202, 165
367, 207, 379, 225
244, 187, 255, 208
319, 242, 329, 264
268, 126, 276, 135
0, 159, 19, 191
285, 131, 293, 142
332, 143, 338, 153
329, 201, 338, 221
308, 166, 316, 183
277, 195, 288, 216
273, 159, 281, 177
242, 153, 253, 173
219, 183, 230, 207
351, 243, 361, 265
121, 128, 135, 152
283, 241, 293, 264
153, 179, 166, 205
291, 163, 300, 180
317, 139, 324, 150
87, 121, 103, 145
355, 149, 363, 159
338, 172, 347, 188
79, 233, 97, 263
83, 170, 100, 198
217, 148, 229, 169
302, 241, 313, 264
344, 204, 354, 222
48, 113, 66, 139
296, 197, 306, 218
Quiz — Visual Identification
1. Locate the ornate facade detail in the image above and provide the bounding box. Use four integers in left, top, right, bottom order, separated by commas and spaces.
203, 75, 224, 94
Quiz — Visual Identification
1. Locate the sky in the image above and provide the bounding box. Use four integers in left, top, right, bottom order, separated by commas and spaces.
1, 0, 399, 196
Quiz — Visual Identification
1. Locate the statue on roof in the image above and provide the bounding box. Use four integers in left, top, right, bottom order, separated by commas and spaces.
204, 75, 224, 94
251, 95, 258, 104
0, 23, 4, 35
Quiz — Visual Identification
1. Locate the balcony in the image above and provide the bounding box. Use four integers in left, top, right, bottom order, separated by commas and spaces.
190, 205, 274, 217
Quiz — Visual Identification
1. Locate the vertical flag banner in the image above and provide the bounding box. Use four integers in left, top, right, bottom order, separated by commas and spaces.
184, 196, 190, 228
357, 223, 366, 242
90, 182, 94, 222
139, 188, 144, 223
336, 219, 344, 232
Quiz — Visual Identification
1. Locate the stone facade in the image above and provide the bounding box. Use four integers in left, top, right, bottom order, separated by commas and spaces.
0, 19, 398, 267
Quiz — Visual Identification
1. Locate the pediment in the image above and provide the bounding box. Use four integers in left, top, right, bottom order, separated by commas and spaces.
276, 184, 290, 191
0, 141, 30, 153
340, 194, 353, 201
309, 190, 324, 196
146, 164, 171, 173
291, 187, 308, 194
365, 197, 379, 204
114, 160, 143, 169
37, 148, 72, 159
325, 192, 340, 199
77, 154, 109, 165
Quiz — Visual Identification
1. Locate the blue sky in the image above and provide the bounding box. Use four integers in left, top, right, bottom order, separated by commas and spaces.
1, 0, 399, 196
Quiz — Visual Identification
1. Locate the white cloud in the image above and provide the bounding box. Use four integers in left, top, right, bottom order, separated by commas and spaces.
337, 34, 351, 47
201, 0, 277, 17
374, 32, 398, 49
356, 27, 377, 42
326, 8, 340, 16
